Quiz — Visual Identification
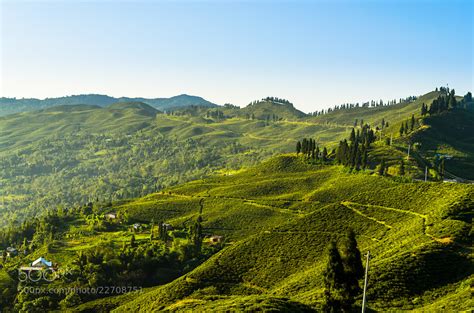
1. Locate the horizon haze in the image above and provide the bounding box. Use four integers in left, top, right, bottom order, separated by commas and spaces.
1, 0, 472, 112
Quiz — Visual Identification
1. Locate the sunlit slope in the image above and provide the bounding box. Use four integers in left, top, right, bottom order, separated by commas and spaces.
0, 103, 349, 225
412, 108, 474, 180
109, 155, 472, 312
240, 100, 307, 120
0, 103, 159, 151
307, 91, 440, 127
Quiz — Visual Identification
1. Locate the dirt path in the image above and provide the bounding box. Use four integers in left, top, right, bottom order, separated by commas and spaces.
341, 202, 393, 229
340, 201, 444, 242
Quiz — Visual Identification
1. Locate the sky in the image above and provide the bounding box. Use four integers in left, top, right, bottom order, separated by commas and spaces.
0, 0, 472, 112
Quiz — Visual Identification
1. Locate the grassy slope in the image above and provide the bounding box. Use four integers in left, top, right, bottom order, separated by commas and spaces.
239, 100, 307, 120
307, 91, 440, 127
0, 103, 350, 224
77, 154, 473, 312
412, 108, 474, 179
4, 89, 464, 224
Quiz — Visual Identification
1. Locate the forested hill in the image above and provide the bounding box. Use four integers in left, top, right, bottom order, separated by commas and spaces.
0, 94, 217, 116
1, 154, 472, 311
0, 87, 473, 311
0, 88, 472, 226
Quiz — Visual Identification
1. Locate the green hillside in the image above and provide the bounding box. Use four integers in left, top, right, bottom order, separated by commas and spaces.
0, 102, 349, 225
0, 94, 217, 116
1, 88, 472, 311
240, 99, 307, 120
1, 89, 472, 227
307, 92, 438, 127
109, 155, 472, 312
411, 108, 474, 180
2, 154, 470, 311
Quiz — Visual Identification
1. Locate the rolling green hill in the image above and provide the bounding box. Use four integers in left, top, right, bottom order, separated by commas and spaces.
411, 108, 474, 180
107, 155, 472, 312
2, 154, 470, 311
1, 89, 472, 227
0, 94, 217, 116
0, 102, 349, 225
0, 86, 473, 311
240, 99, 307, 120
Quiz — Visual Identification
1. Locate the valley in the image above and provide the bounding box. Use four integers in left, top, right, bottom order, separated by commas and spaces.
0, 88, 472, 312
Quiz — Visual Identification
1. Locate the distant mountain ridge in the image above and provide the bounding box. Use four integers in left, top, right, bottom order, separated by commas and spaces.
0, 94, 217, 116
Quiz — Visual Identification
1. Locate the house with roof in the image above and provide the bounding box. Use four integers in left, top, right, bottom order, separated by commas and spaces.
32, 257, 53, 268
6, 247, 18, 257
209, 235, 224, 244
162, 223, 173, 231
105, 212, 117, 219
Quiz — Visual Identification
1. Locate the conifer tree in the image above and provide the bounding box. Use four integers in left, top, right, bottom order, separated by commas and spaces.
190, 216, 203, 255
448, 90, 457, 109
421, 103, 428, 116
158, 221, 168, 242
296, 141, 301, 155
378, 159, 386, 176
349, 129, 356, 142
399, 159, 405, 176
341, 230, 364, 299
464, 92, 472, 103
399, 124, 404, 136
322, 241, 348, 312
361, 147, 368, 169
438, 159, 445, 179
410, 114, 415, 131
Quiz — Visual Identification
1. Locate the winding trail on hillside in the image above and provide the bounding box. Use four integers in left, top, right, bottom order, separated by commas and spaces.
160, 191, 456, 245
161, 191, 391, 241
162, 191, 307, 216
341, 202, 393, 229
340, 201, 447, 243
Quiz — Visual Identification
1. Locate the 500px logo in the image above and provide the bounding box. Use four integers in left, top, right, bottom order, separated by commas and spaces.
18, 257, 73, 282
18, 267, 58, 282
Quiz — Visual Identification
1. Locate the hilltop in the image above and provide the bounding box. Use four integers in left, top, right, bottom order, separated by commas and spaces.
240, 98, 307, 120
0, 88, 472, 226
0, 94, 217, 116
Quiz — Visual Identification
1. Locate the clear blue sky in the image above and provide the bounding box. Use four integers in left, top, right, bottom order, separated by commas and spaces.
1, 0, 472, 112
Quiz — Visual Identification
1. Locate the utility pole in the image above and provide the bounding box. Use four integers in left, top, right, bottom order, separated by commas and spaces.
424, 166, 428, 182
407, 144, 410, 160
361, 251, 370, 313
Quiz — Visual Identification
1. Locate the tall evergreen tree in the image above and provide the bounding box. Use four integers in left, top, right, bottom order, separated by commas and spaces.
438, 159, 445, 179
361, 147, 368, 169
322, 241, 349, 312
421, 103, 428, 116
349, 129, 356, 142
448, 90, 457, 109
190, 216, 203, 255
410, 114, 415, 131
399, 159, 405, 176
322, 147, 328, 162
296, 141, 302, 155
464, 92, 472, 103
378, 159, 386, 176
341, 230, 364, 300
